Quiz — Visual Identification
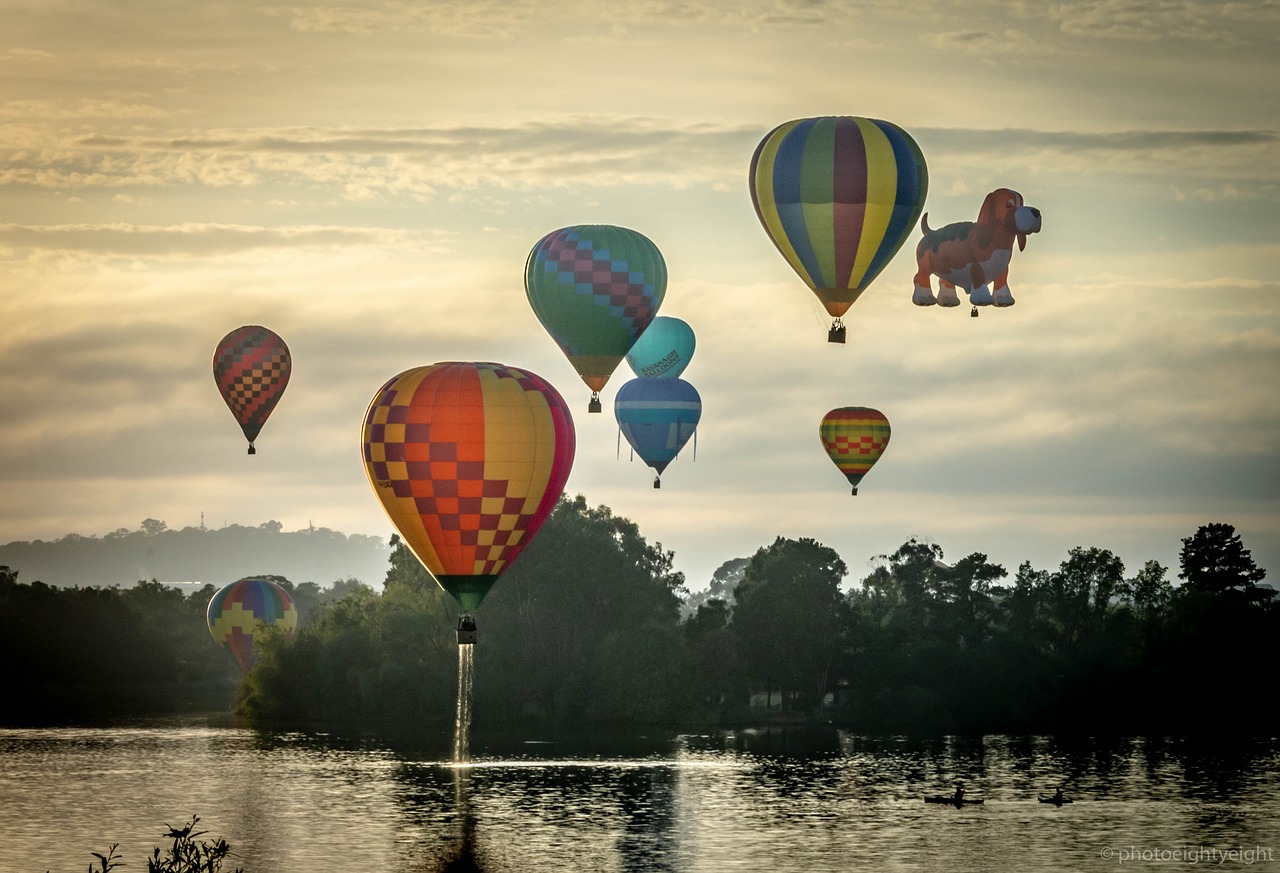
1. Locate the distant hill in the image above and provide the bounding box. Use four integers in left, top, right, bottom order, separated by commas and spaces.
0, 519, 391, 589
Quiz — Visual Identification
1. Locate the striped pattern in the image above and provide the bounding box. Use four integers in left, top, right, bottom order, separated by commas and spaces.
361, 362, 575, 612
750, 117, 928, 318
819, 406, 891, 492
212, 325, 291, 450
206, 578, 297, 672
525, 225, 667, 393
614, 377, 701, 477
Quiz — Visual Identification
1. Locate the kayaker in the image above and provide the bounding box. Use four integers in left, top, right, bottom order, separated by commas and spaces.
953, 784, 965, 803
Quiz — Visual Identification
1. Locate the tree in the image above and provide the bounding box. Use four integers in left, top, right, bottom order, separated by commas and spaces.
682, 557, 748, 617
1178, 523, 1271, 601
475, 495, 688, 726
1044, 546, 1126, 644
731, 537, 847, 711
1125, 560, 1173, 622
934, 552, 1006, 648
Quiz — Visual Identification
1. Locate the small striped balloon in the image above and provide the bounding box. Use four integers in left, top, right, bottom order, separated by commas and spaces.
819, 407, 891, 495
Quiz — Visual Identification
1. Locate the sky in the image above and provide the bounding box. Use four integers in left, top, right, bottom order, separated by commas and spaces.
1, 0, 1277, 593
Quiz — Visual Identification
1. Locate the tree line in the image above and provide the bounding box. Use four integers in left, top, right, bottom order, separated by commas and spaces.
3, 497, 1274, 734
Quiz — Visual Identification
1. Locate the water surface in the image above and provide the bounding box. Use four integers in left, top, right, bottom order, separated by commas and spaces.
3, 722, 1277, 872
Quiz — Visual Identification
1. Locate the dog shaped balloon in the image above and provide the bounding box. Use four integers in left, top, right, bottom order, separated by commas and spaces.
911, 188, 1041, 309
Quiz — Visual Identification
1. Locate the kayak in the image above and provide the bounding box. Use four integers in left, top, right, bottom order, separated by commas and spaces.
1039, 796, 1072, 805
924, 796, 984, 805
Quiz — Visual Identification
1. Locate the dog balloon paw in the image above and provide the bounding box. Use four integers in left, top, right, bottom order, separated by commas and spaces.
912, 285, 938, 306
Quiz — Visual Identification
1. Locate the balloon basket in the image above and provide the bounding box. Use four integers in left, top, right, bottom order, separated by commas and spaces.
247, 444, 256, 455
653, 475, 661, 489
828, 323, 847, 344
456, 614, 477, 646
588, 394, 602, 413
970, 306, 979, 318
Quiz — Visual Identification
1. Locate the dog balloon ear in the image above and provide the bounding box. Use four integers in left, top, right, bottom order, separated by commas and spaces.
975, 191, 998, 250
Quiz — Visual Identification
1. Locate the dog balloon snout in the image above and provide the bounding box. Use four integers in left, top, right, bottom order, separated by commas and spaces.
1016, 206, 1042, 235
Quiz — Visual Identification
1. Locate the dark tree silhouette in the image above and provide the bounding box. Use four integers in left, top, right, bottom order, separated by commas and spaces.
1179, 523, 1271, 601
732, 537, 848, 711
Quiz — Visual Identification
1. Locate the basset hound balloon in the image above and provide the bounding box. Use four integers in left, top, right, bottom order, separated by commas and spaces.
911, 187, 1042, 315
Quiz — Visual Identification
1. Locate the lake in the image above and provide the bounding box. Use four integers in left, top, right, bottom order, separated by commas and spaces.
3, 720, 1278, 872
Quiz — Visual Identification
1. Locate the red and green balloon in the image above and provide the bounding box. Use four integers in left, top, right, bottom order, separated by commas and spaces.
525, 225, 666, 411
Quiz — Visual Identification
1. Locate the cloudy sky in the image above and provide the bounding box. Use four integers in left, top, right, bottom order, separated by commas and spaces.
2, 0, 1277, 592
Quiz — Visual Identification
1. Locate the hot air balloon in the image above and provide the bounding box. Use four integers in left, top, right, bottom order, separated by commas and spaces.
525, 225, 667, 412
750, 116, 928, 343
625, 315, 696, 379
614, 377, 701, 488
361, 362, 575, 637
212, 325, 291, 454
819, 407, 890, 495
206, 577, 298, 672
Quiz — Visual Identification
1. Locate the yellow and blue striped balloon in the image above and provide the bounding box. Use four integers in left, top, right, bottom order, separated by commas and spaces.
750, 116, 927, 332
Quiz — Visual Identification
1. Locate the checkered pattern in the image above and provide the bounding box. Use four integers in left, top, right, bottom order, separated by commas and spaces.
819, 408, 891, 475
213, 326, 291, 442
206, 578, 297, 671
363, 363, 574, 578
541, 229, 659, 330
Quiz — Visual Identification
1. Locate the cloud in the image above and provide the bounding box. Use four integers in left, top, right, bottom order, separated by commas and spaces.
0, 222, 435, 257
1045, 0, 1279, 43
0, 122, 1274, 208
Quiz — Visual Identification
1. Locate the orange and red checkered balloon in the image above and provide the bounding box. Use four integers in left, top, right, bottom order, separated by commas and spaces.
213, 325, 291, 455
361, 362, 576, 612
819, 407, 891, 495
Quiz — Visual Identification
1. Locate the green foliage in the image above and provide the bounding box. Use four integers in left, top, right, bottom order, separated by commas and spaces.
7, 515, 1277, 736
1, 572, 239, 723
1179, 522, 1270, 600
474, 495, 689, 727
732, 537, 848, 710
238, 577, 456, 728
55, 816, 242, 873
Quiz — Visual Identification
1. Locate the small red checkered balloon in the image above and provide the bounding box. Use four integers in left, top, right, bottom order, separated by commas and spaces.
361, 362, 576, 612
213, 325, 291, 455
819, 407, 891, 495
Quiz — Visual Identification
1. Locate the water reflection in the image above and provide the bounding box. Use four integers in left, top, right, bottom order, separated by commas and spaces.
4, 724, 1280, 873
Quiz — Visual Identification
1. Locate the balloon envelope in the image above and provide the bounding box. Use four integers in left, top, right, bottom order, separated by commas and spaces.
750, 117, 927, 321
614, 377, 701, 481
207, 578, 298, 672
361, 361, 575, 612
625, 315, 696, 379
525, 225, 667, 405
819, 407, 891, 495
213, 325, 291, 454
